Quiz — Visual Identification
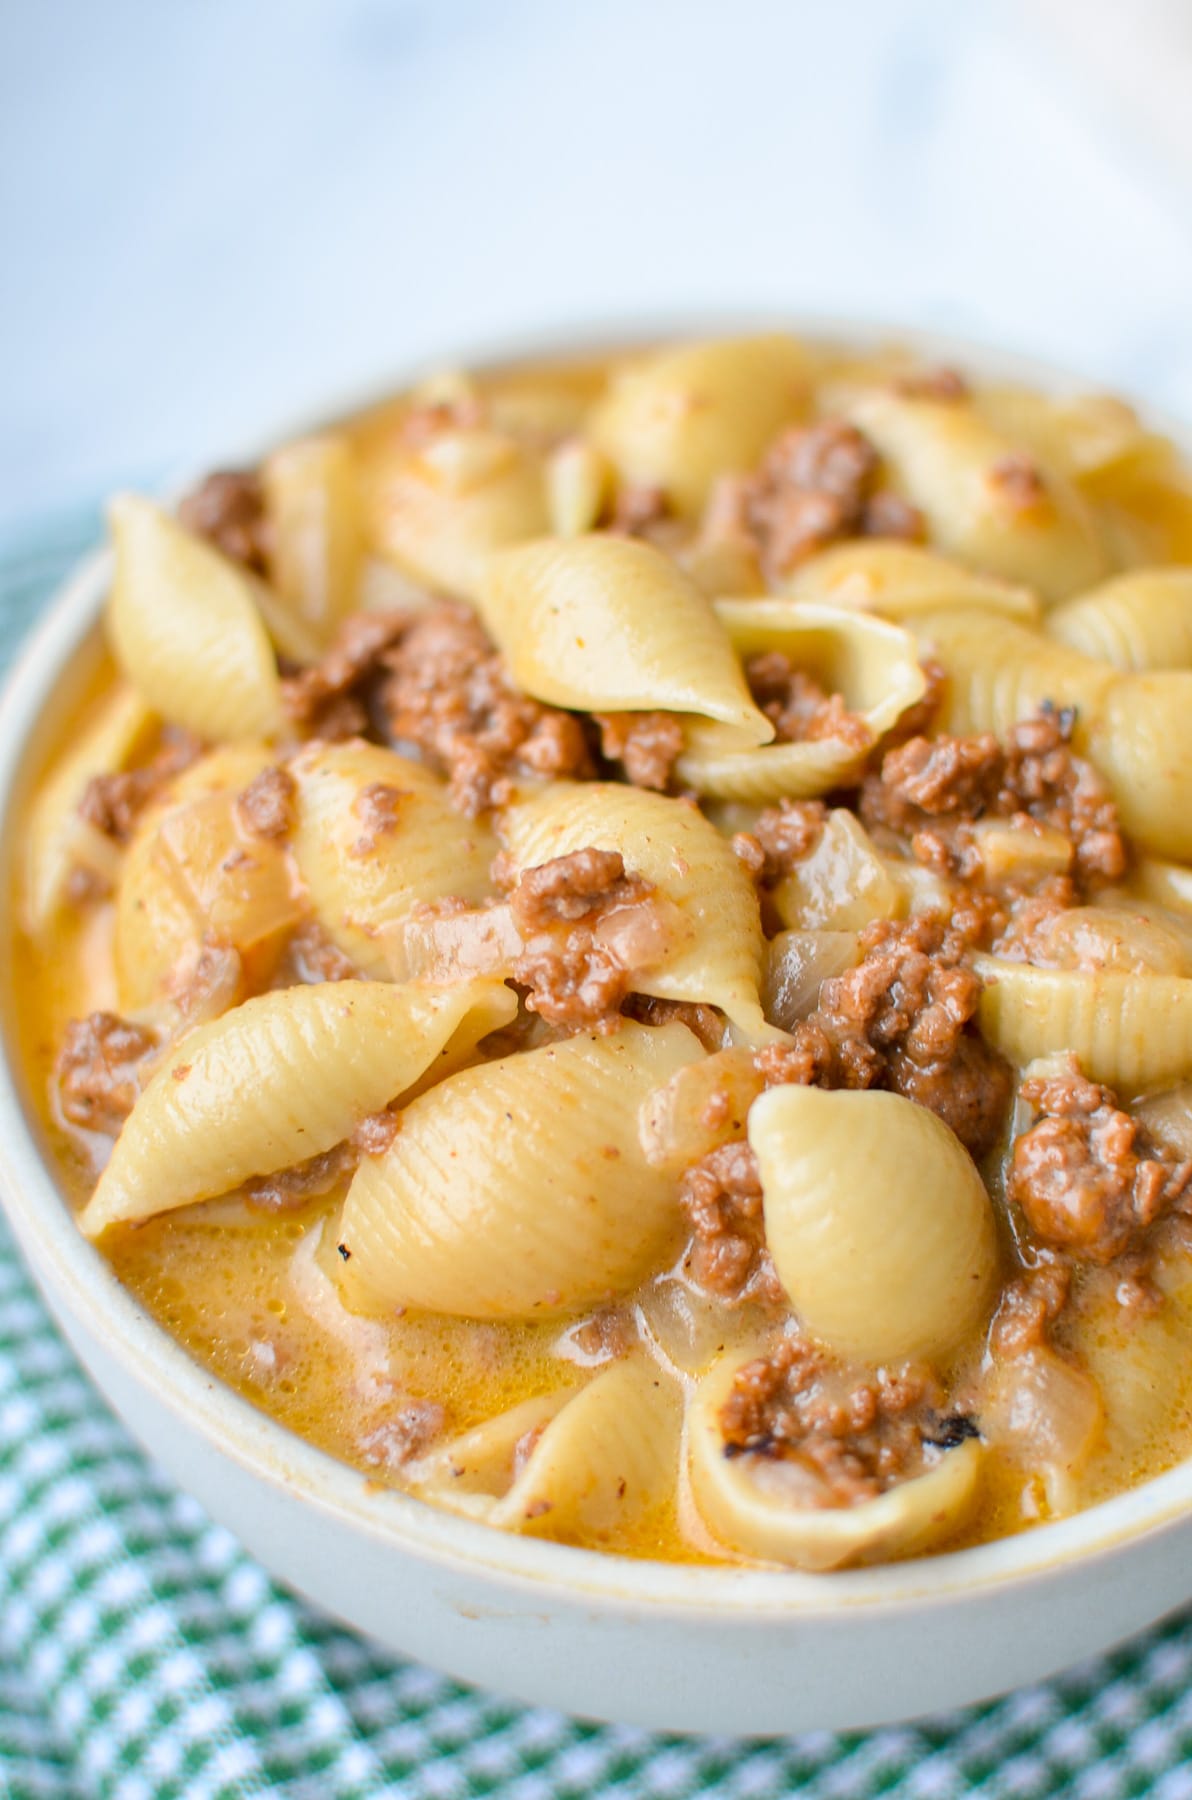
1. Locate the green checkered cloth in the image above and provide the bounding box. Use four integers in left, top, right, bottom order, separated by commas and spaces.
5, 511, 1192, 1800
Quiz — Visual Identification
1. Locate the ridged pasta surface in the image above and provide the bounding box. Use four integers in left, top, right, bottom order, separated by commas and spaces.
338, 1020, 702, 1319
107, 496, 284, 740
79, 977, 517, 1238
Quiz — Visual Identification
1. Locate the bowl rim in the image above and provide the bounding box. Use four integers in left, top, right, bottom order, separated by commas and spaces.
4, 312, 1192, 1620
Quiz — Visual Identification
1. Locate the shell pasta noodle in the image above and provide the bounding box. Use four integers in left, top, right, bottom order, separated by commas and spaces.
21, 330, 1192, 1574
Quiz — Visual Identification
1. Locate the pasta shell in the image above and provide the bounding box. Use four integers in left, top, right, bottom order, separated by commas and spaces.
846, 390, 1110, 602
78, 976, 517, 1238
363, 429, 549, 601
1087, 674, 1192, 861
338, 1019, 703, 1320
675, 601, 926, 800
23, 683, 157, 935
976, 1346, 1103, 1519
770, 809, 902, 933
289, 741, 498, 977
498, 781, 773, 1039
413, 1358, 681, 1542
491, 1356, 681, 1538
590, 334, 812, 518
107, 495, 284, 740
687, 1351, 983, 1571
750, 1085, 998, 1363
1046, 569, 1192, 672
480, 536, 771, 746
975, 955, 1192, 1090
262, 433, 363, 647
784, 541, 1040, 624
911, 607, 1116, 740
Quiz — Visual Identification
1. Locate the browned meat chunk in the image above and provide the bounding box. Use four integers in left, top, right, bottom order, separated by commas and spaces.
56, 1012, 158, 1135
280, 919, 358, 984
178, 471, 271, 573
745, 652, 870, 750
678, 1140, 779, 1302
349, 781, 409, 855
893, 367, 970, 402
502, 847, 659, 1032
861, 705, 1125, 886
235, 766, 296, 840
719, 1335, 963, 1506
988, 453, 1049, 514
1008, 1062, 1192, 1264
358, 1400, 447, 1471
78, 728, 203, 844
282, 611, 410, 740
621, 994, 725, 1051
608, 483, 670, 537
594, 711, 684, 791
379, 602, 594, 815
755, 915, 1011, 1158
731, 419, 924, 580
989, 1260, 1072, 1356
243, 1143, 354, 1212
739, 799, 827, 887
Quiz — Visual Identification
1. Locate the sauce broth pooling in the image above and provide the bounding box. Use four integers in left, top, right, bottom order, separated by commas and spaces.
20, 333, 1192, 1568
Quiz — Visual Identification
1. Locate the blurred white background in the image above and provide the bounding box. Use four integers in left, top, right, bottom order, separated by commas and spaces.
3, 0, 1192, 534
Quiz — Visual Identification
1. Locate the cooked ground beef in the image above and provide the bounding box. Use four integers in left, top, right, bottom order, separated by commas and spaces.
861, 705, 1125, 887
78, 728, 202, 844
1008, 1061, 1192, 1264
565, 1308, 635, 1362
745, 652, 871, 750
178, 470, 272, 573
280, 919, 358, 984
988, 1260, 1071, 1357
678, 1141, 780, 1302
234, 766, 296, 840
282, 611, 410, 740
378, 602, 594, 815
755, 915, 1011, 1158
502, 847, 658, 1031
594, 711, 684, 791
607, 483, 670, 537
352, 1106, 403, 1157
243, 1143, 354, 1212
621, 993, 725, 1051
719, 1335, 956, 1505
988, 453, 1049, 514
893, 366, 970, 402
737, 799, 827, 887
56, 1012, 158, 1135
349, 781, 409, 856
728, 419, 924, 580
357, 1400, 447, 1471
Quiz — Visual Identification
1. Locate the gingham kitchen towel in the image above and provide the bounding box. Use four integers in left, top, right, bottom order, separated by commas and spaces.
5, 512, 1192, 1800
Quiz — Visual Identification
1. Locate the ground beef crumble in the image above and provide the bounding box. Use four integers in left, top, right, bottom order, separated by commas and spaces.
621, 994, 725, 1051
55, 1013, 158, 1135
593, 711, 684, 791
734, 799, 827, 888
1007, 1061, 1192, 1265
378, 602, 594, 815
501, 847, 658, 1031
717, 418, 924, 581
861, 705, 1126, 887
718, 1335, 965, 1505
678, 1141, 780, 1302
278, 919, 358, 985
282, 611, 410, 740
755, 915, 1011, 1158
745, 652, 871, 750
177, 470, 272, 573
79, 728, 203, 845
358, 1400, 447, 1472
234, 766, 296, 840
243, 1144, 354, 1212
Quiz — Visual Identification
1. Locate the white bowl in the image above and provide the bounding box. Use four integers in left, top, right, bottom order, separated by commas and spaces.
3, 323, 1192, 1738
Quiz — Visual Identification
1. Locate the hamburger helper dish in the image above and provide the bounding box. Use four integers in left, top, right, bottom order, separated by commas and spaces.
20, 333, 1192, 1574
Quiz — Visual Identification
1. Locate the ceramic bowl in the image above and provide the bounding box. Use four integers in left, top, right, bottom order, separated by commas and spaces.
3, 323, 1192, 1737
